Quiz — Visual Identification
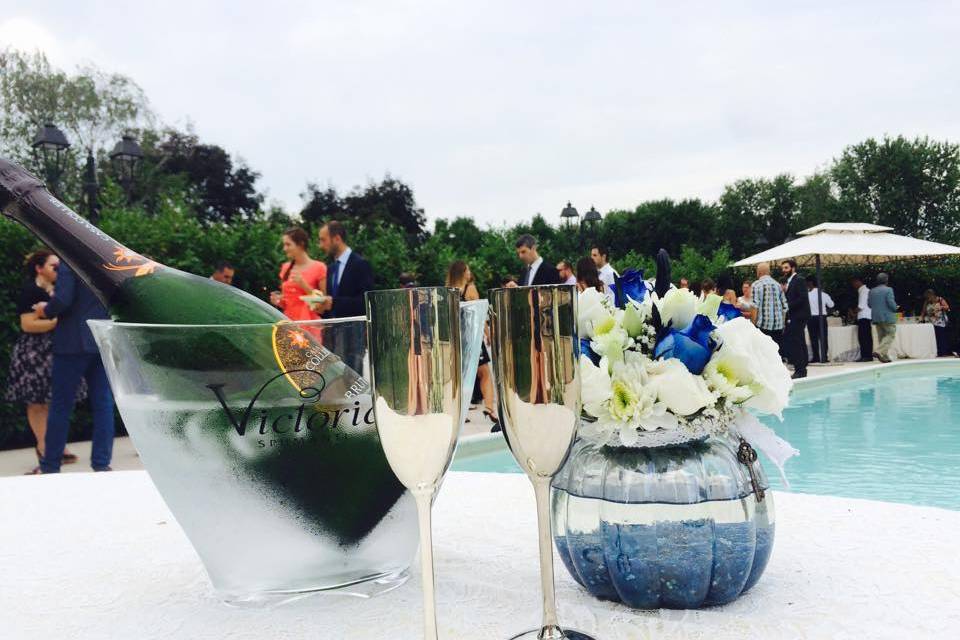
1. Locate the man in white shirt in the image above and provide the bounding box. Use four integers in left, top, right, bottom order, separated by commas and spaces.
556, 260, 577, 286
806, 276, 834, 363
851, 276, 873, 362
591, 244, 618, 301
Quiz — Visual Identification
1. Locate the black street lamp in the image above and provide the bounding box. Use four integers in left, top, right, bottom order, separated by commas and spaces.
109, 133, 144, 200
560, 201, 579, 228
583, 205, 602, 228
82, 150, 100, 223
581, 205, 602, 247
31, 122, 71, 196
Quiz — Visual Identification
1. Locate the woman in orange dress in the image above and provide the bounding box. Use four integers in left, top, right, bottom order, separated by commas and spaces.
269, 227, 327, 321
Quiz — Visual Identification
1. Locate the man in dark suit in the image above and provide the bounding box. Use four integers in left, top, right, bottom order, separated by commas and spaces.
515, 234, 561, 286
34, 263, 115, 472
316, 220, 374, 373
780, 259, 810, 379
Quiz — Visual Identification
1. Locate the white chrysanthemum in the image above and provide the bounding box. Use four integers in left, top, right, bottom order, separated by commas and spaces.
578, 355, 678, 446
712, 317, 793, 416
655, 287, 698, 330
645, 358, 716, 416
577, 287, 613, 339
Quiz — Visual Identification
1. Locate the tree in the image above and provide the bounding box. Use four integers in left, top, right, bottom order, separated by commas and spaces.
831, 136, 960, 243
793, 171, 842, 232
343, 176, 427, 241
0, 49, 152, 160
299, 175, 428, 241
140, 128, 264, 224
300, 182, 344, 225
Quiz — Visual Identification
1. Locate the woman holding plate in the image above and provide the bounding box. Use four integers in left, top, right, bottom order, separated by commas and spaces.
270, 227, 327, 321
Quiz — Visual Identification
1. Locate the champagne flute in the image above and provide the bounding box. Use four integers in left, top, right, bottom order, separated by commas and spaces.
366, 287, 462, 640
488, 284, 596, 640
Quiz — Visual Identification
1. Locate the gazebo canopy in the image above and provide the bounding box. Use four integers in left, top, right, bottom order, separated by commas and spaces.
733, 222, 960, 267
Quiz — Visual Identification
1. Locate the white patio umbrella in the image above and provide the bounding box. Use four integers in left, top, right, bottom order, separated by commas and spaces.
732, 222, 960, 268
733, 222, 960, 361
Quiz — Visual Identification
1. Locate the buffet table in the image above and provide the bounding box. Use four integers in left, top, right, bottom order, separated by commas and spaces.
2, 471, 958, 639
808, 322, 937, 362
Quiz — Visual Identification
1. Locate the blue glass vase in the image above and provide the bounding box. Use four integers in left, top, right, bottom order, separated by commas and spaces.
551, 432, 774, 609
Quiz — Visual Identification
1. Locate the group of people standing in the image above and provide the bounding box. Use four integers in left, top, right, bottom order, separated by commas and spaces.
743, 262, 920, 372
5, 251, 115, 474
269, 220, 374, 323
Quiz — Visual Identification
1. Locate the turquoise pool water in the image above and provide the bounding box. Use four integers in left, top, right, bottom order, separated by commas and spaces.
451, 363, 960, 510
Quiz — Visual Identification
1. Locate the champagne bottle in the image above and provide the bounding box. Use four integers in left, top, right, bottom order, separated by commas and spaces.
0, 158, 406, 545
0, 157, 359, 387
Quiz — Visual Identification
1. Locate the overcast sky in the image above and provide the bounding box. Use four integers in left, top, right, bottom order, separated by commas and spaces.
2, 1, 959, 226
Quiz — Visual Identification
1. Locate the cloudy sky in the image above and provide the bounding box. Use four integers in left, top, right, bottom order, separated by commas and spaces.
2, 1, 959, 226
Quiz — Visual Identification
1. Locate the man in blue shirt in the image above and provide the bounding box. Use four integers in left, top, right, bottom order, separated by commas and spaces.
751, 263, 787, 350
35, 263, 115, 473
868, 272, 899, 363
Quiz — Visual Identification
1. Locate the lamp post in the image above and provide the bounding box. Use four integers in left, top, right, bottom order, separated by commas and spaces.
31, 123, 71, 197
109, 133, 144, 201
579, 205, 602, 250
560, 201, 579, 228
82, 150, 100, 223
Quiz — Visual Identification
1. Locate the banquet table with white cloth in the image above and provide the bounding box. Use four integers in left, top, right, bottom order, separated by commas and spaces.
2, 471, 958, 639
807, 321, 937, 362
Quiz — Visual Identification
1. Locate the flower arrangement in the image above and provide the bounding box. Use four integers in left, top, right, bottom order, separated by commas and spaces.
577, 256, 793, 448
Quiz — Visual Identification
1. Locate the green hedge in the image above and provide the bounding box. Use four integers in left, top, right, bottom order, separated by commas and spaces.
3, 201, 959, 449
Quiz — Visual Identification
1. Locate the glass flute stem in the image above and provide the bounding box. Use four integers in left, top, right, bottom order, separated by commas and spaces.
414, 490, 439, 640
533, 477, 563, 638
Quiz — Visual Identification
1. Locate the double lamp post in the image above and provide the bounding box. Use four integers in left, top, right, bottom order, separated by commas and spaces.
31, 122, 144, 223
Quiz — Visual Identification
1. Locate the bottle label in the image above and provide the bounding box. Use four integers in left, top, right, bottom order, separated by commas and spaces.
102, 244, 160, 277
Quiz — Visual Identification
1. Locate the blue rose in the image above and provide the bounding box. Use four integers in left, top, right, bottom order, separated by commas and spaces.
653, 314, 716, 375
614, 269, 647, 309
717, 302, 742, 322
580, 337, 601, 367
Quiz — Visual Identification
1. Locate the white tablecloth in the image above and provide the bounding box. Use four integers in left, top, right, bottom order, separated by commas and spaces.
2, 471, 959, 639
808, 322, 937, 362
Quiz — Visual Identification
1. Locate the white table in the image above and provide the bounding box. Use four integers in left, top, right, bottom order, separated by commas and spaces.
2, 471, 959, 639
807, 322, 937, 362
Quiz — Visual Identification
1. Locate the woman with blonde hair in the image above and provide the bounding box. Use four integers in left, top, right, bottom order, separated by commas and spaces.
446, 261, 499, 432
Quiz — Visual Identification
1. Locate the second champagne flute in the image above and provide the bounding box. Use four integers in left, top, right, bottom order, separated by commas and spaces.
366, 287, 462, 640
488, 284, 597, 640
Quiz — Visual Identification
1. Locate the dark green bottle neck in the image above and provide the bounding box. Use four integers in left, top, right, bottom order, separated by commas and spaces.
0, 158, 154, 308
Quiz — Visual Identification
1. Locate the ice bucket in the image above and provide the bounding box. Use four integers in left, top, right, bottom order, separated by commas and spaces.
88, 302, 486, 605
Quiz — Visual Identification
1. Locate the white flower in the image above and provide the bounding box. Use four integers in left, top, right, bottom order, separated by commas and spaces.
578, 287, 613, 339
703, 350, 756, 403
622, 297, 653, 338
590, 314, 630, 366
578, 354, 678, 446
579, 355, 612, 417
645, 358, 716, 416
712, 317, 793, 416
655, 287, 698, 330
696, 293, 723, 321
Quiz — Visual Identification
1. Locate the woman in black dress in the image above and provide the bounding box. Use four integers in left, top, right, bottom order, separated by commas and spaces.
446, 261, 499, 432
4, 250, 80, 469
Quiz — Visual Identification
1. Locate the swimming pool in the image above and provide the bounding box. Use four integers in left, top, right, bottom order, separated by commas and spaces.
451, 361, 960, 510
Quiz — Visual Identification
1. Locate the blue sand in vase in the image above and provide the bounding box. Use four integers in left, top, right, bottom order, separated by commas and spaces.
743, 523, 775, 593
558, 517, 771, 608
701, 521, 756, 606
560, 532, 619, 600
